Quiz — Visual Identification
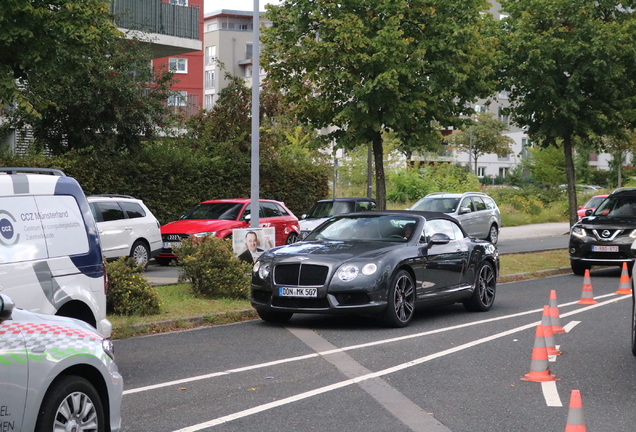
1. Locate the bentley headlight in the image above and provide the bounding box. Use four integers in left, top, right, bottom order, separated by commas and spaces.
253, 261, 261, 273
193, 231, 217, 238
361, 263, 377, 275
338, 264, 359, 281
258, 262, 271, 279
571, 226, 586, 238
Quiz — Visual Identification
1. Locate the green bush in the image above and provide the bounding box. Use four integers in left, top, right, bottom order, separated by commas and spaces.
175, 236, 252, 299
387, 167, 430, 203
106, 258, 162, 316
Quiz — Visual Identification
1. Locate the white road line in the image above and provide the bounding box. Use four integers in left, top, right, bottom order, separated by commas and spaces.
124, 296, 609, 395
563, 321, 580, 333
542, 381, 563, 407
169, 296, 630, 432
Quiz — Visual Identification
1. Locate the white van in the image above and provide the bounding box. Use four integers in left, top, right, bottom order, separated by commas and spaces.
0, 168, 111, 337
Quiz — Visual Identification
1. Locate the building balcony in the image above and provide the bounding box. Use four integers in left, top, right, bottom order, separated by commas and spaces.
111, 0, 202, 58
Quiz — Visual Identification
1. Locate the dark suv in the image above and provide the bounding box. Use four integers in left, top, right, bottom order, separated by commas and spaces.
569, 189, 636, 275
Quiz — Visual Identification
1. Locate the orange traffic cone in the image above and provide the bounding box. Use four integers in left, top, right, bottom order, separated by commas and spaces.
577, 269, 598, 305
542, 305, 561, 356
564, 389, 586, 432
549, 290, 566, 334
521, 323, 558, 382
615, 262, 632, 295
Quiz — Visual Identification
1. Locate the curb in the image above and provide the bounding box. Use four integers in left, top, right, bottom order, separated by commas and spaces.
499, 267, 572, 283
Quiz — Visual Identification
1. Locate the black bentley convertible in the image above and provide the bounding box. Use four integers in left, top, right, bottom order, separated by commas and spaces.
251, 211, 499, 327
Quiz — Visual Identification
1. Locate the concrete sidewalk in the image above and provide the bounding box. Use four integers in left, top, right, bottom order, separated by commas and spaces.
499, 222, 570, 241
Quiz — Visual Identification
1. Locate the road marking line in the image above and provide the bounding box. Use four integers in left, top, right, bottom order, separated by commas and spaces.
542, 381, 562, 407
563, 321, 580, 333
169, 296, 630, 432
124, 294, 621, 395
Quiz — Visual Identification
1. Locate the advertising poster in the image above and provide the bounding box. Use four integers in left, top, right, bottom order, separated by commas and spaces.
232, 227, 275, 264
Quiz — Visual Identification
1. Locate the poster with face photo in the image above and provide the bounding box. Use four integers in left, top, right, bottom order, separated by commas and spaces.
232, 227, 275, 264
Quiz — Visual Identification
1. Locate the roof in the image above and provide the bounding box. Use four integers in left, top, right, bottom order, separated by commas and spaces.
200, 198, 282, 204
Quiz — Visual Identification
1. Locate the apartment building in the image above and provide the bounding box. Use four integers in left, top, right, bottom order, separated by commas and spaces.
202, 10, 270, 110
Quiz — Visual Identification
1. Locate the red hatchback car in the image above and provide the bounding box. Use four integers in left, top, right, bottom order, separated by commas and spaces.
577, 194, 608, 220
156, 199, 300, 265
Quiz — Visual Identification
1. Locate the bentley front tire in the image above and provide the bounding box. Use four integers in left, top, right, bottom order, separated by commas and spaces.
381, 270, 416, 328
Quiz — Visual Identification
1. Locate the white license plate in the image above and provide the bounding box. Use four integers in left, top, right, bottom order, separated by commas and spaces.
592, 245, 619, 252
278, 287, 318, 297
163, 241, 182, 249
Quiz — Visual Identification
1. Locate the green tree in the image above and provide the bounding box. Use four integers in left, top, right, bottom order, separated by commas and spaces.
262, 0, 498, 210
524, 145, 566, 188
604, 129, 636, 188
448, 113, 514, 174
1, 0, 120, 115
497, 0, 636, 225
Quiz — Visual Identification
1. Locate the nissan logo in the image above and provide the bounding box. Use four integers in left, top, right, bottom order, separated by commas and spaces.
602, 230, 611, 238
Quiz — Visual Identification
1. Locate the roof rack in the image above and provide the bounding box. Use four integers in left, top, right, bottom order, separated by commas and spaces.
0, 167, 65, 176
89, 194, 136, 199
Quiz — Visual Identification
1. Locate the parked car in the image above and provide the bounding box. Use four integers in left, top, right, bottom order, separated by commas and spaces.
88, 195, 162, 269
408, 192, 501, 244
157, 198, 300, 265
569, 188, 636, 275
0, 168, 111, 337
0, 293, 122, 431
299, 197, 376, 239
577, 194, 608, 220
251, 211, 499, 328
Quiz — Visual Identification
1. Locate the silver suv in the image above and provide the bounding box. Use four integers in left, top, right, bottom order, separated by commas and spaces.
88, 195, 161, 268
408, 192, 501, 244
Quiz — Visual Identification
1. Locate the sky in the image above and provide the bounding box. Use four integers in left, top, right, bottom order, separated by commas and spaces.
205, 0, 281, 14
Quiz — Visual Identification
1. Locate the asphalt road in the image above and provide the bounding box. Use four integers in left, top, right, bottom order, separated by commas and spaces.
114, 266, 636, 432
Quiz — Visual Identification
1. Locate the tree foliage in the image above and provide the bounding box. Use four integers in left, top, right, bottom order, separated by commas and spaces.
2, 1, 178, 155
449, 112, 514, 173
262, 0, 499, 209
497, 0, 636, 224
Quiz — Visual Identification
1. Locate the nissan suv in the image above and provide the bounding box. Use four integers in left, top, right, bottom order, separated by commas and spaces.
408, 192, 501, 244
88, 195, 162, 269
569, 188, 636, 275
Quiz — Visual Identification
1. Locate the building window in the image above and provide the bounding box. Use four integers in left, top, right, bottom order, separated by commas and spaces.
498, 91, 510, 100
589, 153, 598, 162
477, 167, 486, 177
245, 43, 253, 59
498, 106, 509, 126
205, 71, 215, 89
521, 137, 530, 158
204, 94, 215, 110
205, 46, 216, 65
245, 66, 252, 78
497, 154, 510, 161
168, 91, 187, 107
474, 104, 487, 113
207, 23, 218, 32
169, 0, 187, 5
498, 167, 509, 178
169, 58, 187, 74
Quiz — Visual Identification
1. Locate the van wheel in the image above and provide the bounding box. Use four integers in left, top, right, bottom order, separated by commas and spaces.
130, 241, 150, 269
35, 375, 105, 432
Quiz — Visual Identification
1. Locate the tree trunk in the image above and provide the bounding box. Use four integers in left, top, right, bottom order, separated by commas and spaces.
372, 131, 386, 210
563, 136, 578, 226
618, 151, 623, 188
